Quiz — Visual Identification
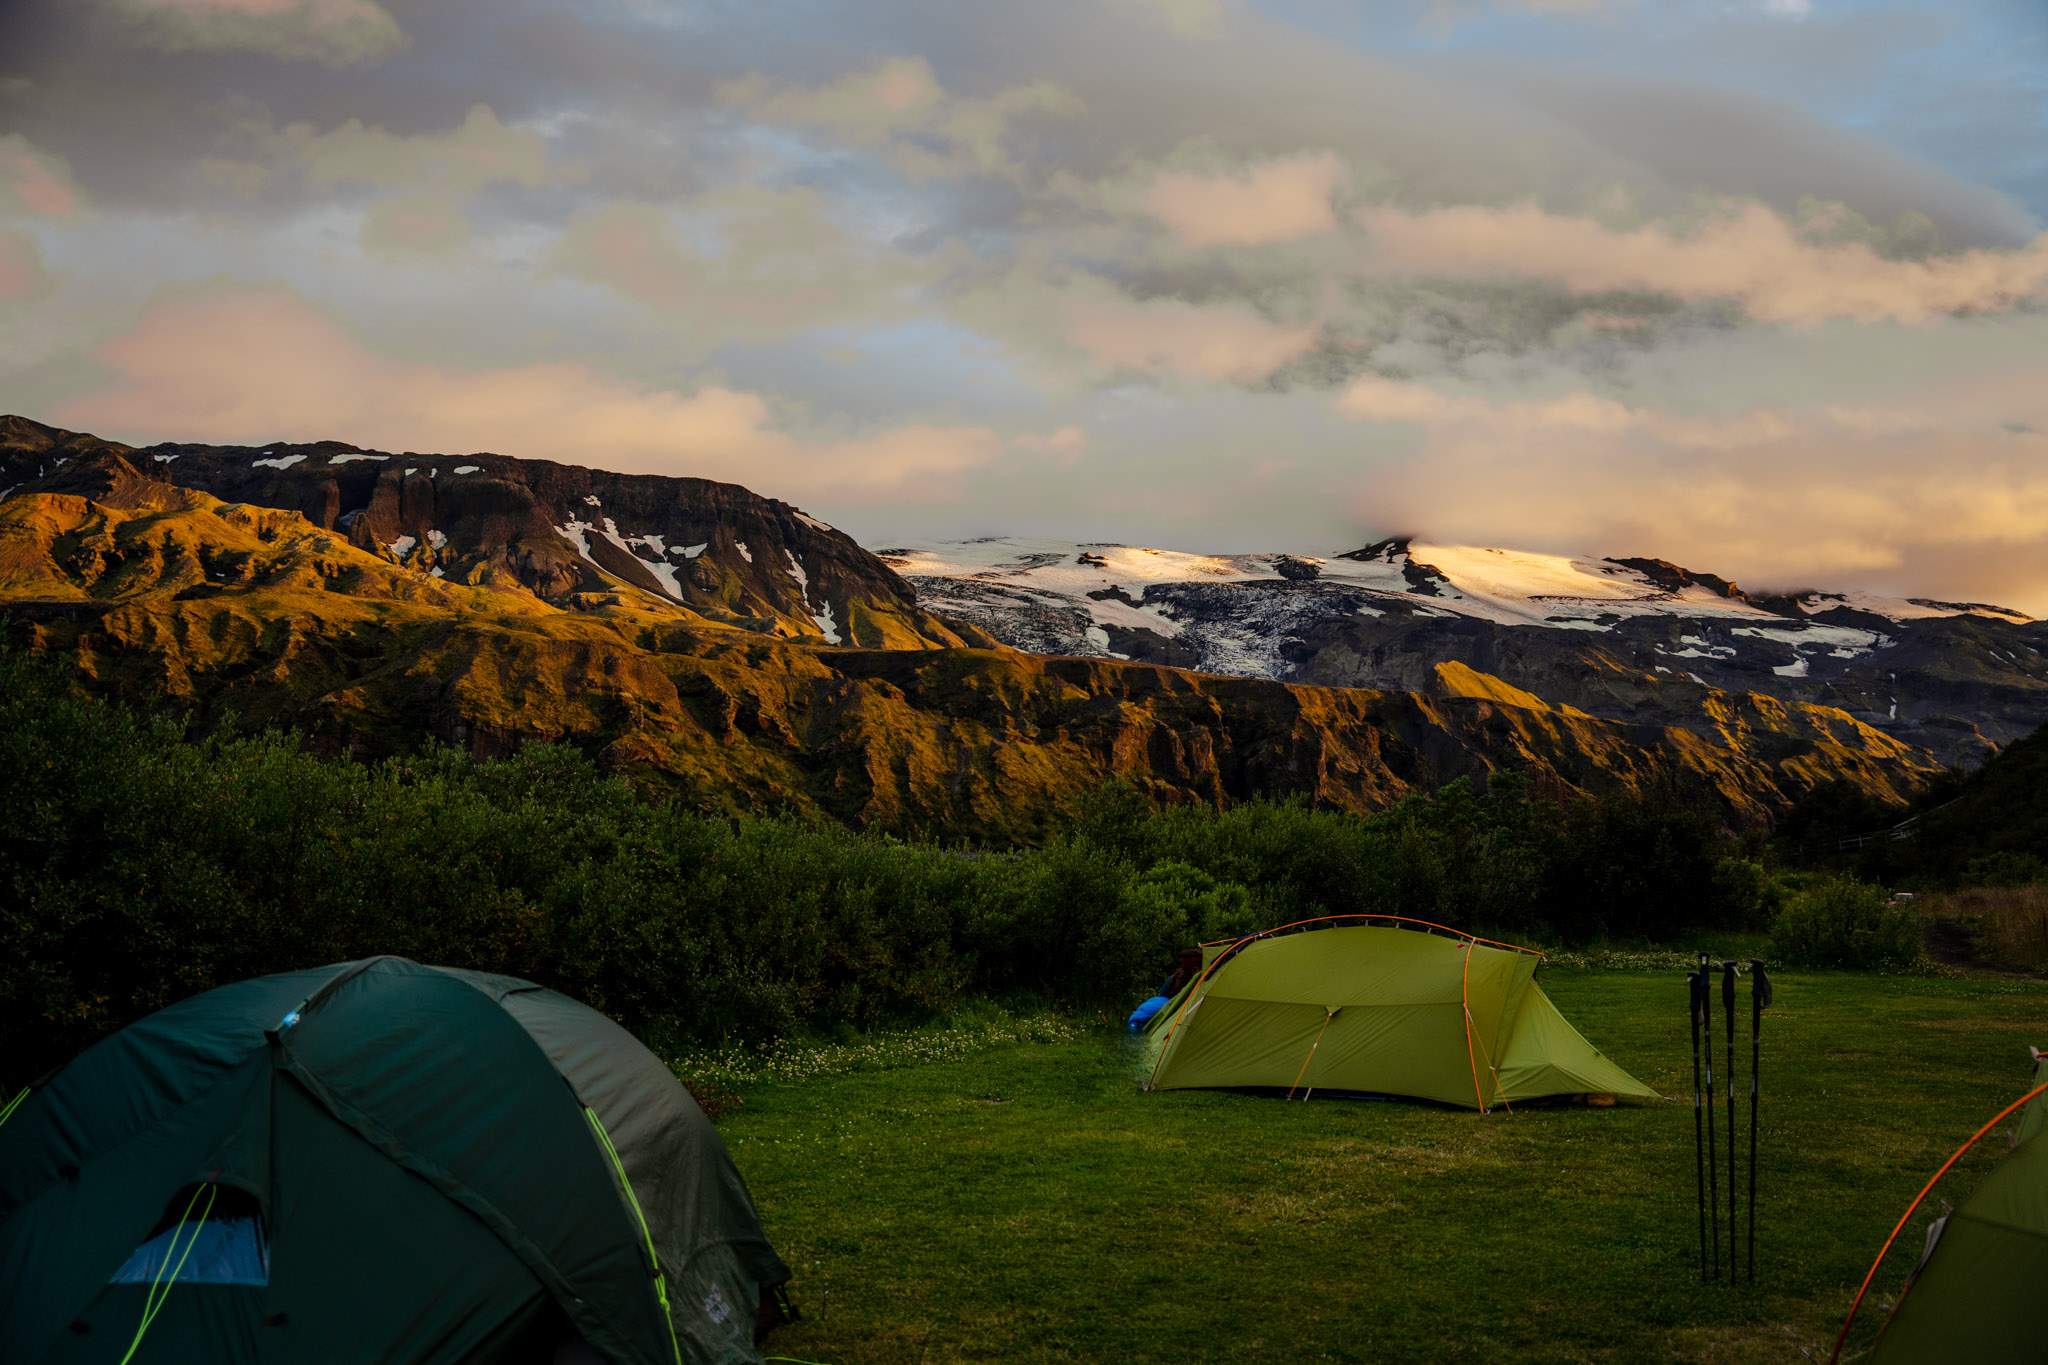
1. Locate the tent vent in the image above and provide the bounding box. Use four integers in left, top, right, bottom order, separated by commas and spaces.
110, 1188, 270, 1287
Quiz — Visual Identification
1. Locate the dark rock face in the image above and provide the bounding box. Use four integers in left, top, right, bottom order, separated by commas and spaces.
0, 415, 978, 651
1603, 556, 1749, 603
1273, 555, 1321, 582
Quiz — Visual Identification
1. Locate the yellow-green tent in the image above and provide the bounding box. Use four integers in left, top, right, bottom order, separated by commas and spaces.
1142, 919, 1654, 1110
1833, 1053, 2048, 1364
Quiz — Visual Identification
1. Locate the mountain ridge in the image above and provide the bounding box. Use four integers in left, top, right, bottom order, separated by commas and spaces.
885, 535, 2048, 769
0, 416, 1946, 837
0, 414, 986, 654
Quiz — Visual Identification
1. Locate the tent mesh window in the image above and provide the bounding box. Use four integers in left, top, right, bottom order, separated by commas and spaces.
108, 1186, 270, 1287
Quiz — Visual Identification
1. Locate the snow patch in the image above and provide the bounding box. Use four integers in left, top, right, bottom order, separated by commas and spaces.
618, 529, 685, 600
1773, 657, 1809, 678
1802, 590, 2032, 624
452, 465, 480, 475
389, 535, 417, 557
793, 510, 834, 533
152, 454, 179, 464
329, 453, 388, 465
735, 541, 753, 563
782, 549, 841, 643
556, 520, 595, 563
252, 454, 306, 470
1732, 623, 1879, 655
583, 494, 601, 506
427, 529, 447, 549
677, 542, 708, 559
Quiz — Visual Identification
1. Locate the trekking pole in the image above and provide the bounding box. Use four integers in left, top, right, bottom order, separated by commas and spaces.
1723, 960, 1738, 1280
1701, 953, 1719, 1277
1747, 962, 1772, 1284
1689, 968, 1708, 1282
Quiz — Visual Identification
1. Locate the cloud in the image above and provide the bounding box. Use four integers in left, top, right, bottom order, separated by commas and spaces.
1135, 151, 1347, 248
54, 283, 1006, 504
1332, 358, 2048, 608
0, 231, 50, 302
1066, 291, 1320, 383
721, 56, 945, 138
1012, 425, 1088, 463
358, 193, 470, 257
1118, 0, 1227, 38
717, 56, 1083, 181
549, 189, 936, 343
0, 135, 83, 216
285, 103, 546, 192
1355, 201, 2048, 323
104, 0, 405, 66
178, 104, 549, 218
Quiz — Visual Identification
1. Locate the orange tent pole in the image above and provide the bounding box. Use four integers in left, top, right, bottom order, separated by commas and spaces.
1461, 942, 1488, 1115
1828, 1079, 2048, 1364
1468, 993, 1514, 1116
1287, 1009, 1337, 1101
1198, 914, 1544, 958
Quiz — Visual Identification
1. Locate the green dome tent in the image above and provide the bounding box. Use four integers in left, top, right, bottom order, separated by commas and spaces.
1142, 917, 1655, 1110
1832, 1052, 2048, 1364
0, 957, 790, 1364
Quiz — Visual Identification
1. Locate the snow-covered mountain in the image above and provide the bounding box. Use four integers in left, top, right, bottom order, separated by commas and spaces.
879, 535, 2048, 767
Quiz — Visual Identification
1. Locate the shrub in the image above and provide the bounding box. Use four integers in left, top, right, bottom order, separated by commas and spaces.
1770, 875, 1923, 968
1922, 885, 2048, 973
0, 646, 1826, 1088
1711, 858, 1784, 930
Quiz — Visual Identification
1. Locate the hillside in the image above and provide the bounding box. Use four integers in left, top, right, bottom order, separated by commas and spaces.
0, 415, 982, 653
0, 464, 1940, 836
1849, 722, 2048, 885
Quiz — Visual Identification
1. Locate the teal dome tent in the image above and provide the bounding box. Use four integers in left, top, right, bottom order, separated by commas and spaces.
0, 957, 791, 1364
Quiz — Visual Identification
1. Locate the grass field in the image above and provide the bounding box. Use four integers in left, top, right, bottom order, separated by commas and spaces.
706, 968, 2048, 1363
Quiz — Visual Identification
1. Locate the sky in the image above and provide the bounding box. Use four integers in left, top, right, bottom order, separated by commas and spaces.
2, 0, 2046, 607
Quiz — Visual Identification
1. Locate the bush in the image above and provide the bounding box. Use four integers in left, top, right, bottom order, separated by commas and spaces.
1770, 876, 1923, 969
0, 648, 1817, 1088
1922, 885, 2048, 973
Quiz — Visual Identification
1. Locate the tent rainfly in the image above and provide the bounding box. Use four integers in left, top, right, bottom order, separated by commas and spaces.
1832, 1052, 2048, 1364
1142, 917, 1655, 1109
0, 957, 790, 1365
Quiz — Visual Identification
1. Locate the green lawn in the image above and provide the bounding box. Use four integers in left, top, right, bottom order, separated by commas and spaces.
712, 970, 2048, 1363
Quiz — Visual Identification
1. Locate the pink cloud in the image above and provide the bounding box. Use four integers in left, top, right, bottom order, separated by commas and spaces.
57, 285, 1005, 504
0, 232, 48, 302
1068, 294, 1317, 381
1332, 368, 2048, 610
0, 136, 81, 216
1142, 152, 1346, 248
1355, 201, 2048, 324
